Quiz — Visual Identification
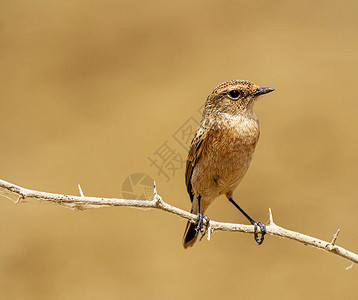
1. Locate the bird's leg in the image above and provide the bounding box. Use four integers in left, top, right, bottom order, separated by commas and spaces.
195, 195, 210, 237
195, 195, 204, 235
228, 197, 266, 245
199, 215, 210, 241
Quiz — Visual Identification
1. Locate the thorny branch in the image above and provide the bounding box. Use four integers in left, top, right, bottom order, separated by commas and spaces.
0, 178, 357, 265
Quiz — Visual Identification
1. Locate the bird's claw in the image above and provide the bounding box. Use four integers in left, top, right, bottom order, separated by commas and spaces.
253, 222, 266, 245
195, 213, 210, 240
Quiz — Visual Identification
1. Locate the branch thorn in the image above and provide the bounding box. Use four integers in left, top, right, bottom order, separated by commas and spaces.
153, 181, 157, 198
269, 208, 275, 225
152, 181, 162, 206
207, 224, 212, 241
331, 229, 340, 246
15, 195, 23, 204
78, 184, 85, 197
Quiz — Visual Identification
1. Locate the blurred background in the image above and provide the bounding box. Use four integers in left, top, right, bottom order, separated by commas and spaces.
1, 0, 358, 299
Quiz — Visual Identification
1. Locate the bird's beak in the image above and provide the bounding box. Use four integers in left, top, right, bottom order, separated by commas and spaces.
251, 87, 275, 97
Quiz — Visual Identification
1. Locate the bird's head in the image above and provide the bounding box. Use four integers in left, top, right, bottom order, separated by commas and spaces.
204, 80, 274, 117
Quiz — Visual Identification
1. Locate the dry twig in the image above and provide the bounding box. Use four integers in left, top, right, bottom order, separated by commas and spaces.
0, 178, 357, 265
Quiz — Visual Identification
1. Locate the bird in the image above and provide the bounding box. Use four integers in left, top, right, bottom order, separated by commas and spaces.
182, 79, 274, 248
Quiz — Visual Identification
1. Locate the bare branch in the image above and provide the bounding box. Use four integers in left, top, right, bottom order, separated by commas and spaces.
0, 178, 357, 265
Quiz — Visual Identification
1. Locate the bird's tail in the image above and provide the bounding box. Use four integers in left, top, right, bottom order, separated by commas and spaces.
183, 218, 198, 249
182, 200, 201, 249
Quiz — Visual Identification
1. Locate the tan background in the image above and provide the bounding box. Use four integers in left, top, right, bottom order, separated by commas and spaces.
1, 0, 358, 299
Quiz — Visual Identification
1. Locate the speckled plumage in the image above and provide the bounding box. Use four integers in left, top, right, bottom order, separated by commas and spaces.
183, 80, 274, 248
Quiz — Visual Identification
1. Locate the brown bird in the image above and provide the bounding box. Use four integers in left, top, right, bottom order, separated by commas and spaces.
183, 80, 274, 248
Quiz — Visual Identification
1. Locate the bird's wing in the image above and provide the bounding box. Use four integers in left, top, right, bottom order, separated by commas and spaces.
185, 125, 209, 202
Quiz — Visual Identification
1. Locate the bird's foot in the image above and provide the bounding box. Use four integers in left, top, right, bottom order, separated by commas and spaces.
253, 222, 266, 245
195, 213, 210, 239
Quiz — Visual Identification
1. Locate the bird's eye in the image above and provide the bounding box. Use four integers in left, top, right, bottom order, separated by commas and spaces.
228, 90, 240, 99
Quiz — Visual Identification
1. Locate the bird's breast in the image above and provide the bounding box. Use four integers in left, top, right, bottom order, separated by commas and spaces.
207, 116, 260, 156
191, 116, 260, 202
